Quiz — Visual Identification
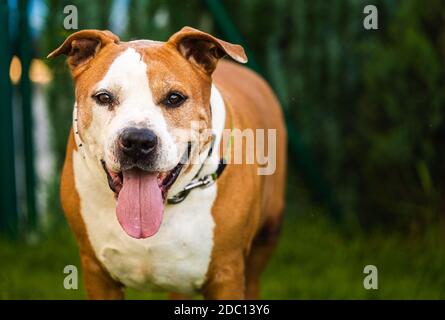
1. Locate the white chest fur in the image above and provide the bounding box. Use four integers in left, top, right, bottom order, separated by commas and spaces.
72, 86, 225, 294
73, 158, 216, 293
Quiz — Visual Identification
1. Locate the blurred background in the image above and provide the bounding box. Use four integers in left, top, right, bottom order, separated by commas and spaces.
1, 0, 445, 299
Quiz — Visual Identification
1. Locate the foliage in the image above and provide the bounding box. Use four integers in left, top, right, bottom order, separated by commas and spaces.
222, 0, 445, 227
355, 0, 445, 226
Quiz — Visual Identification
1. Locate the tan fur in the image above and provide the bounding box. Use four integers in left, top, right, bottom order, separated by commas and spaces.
55, 28, 286, 300
203, 60, 287, 299
141, 43, 213, 164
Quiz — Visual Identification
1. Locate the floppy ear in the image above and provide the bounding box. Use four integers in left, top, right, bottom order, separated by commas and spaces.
167, 26, 247, 74
47, 29, 120, 71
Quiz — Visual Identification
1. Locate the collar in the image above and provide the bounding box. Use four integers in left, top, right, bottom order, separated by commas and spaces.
167, 130, 231, 204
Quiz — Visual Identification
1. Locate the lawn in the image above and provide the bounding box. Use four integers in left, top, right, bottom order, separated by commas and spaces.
1, 204, 444, 299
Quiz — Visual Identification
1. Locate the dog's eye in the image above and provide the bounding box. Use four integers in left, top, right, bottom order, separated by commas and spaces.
94, 92, 114, 105
162, 92, 187, 108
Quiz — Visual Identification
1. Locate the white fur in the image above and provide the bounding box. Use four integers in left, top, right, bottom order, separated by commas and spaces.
81, 48, 180, 173
72, 46, 226, 294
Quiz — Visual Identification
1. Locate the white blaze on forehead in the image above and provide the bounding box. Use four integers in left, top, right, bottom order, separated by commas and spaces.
98, 48, 147, 94
129, 39, 163, 46
95, 48, 178, 171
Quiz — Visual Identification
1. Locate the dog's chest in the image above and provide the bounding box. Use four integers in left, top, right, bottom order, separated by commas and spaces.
72, 152, 216, 294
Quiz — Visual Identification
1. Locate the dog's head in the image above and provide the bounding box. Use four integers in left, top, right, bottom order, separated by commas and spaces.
48, 27, 246, 239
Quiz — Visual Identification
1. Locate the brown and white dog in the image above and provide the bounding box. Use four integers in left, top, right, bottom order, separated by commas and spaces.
48, 27, 286, 299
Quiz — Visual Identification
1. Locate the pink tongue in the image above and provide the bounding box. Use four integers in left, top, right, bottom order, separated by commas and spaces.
116, 169, 164, 239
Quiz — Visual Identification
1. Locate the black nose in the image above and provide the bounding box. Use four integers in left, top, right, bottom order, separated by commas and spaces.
119, 128, 158, 159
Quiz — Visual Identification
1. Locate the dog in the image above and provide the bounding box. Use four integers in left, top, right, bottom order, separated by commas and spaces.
48, 27, 286, 299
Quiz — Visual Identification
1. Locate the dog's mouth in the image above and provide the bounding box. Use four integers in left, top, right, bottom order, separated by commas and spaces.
100, 143, 190, 239
101, 160, 184, 201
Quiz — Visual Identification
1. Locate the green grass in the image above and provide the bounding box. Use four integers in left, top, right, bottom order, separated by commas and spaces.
262, 214, 445, 299
1, 208, 444, 299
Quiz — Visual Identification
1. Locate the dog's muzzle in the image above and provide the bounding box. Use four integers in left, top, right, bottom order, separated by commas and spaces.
101, 141, 191, 240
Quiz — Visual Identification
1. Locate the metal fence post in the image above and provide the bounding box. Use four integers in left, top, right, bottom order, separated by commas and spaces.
19, 0, 37, 231
0, 0, 18, 237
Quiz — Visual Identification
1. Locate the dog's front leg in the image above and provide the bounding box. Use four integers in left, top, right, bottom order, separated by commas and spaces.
80, 252, 124, 300
203, 252, 246, 299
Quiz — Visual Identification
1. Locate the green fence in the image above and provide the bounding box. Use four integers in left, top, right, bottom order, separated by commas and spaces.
0, 0, 37, 238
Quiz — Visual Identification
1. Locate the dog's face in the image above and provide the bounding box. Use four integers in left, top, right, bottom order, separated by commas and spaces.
49, 28, 246, 239
75, 42, 213, 182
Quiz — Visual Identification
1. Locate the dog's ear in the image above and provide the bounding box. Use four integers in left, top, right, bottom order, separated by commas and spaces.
47, 29, 119, 71
167, 26, 247, 74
